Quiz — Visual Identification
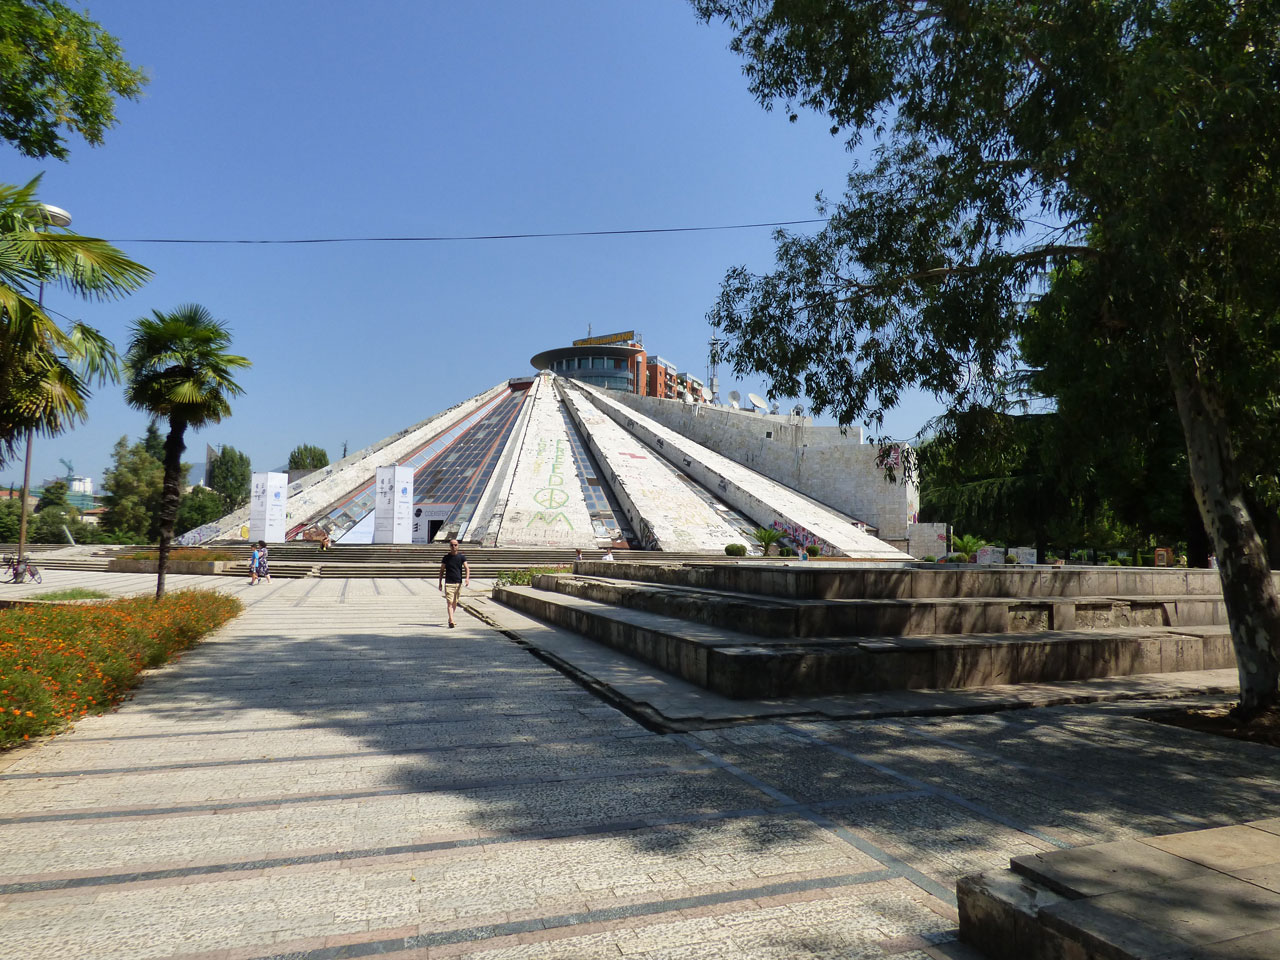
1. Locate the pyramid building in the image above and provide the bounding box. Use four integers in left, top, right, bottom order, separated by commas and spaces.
181, 333, 918, 559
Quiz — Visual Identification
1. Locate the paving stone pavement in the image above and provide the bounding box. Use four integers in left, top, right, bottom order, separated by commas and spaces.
0, 570, 1278, 959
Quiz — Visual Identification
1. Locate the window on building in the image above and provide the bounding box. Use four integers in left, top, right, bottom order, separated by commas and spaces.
592, 356, 605, 369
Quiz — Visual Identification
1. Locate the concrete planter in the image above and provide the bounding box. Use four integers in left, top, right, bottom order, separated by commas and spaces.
107, 558, 227, 575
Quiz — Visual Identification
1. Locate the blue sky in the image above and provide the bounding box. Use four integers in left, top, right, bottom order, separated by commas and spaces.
3, 0, 942, 490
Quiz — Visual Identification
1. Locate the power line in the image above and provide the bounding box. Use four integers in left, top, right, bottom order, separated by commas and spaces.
115, 218, 829, 245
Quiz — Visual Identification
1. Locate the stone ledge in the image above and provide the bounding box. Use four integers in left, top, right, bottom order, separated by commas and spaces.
959, 823, 1280, 960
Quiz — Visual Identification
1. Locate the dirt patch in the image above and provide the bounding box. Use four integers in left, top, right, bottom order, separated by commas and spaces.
1146, 704, 1280, 748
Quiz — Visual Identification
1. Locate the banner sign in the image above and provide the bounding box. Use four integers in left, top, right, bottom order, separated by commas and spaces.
572, 330, 635, 347
373, 465, 414, 543
249, 472, 288, 542
412, 503, 455, 544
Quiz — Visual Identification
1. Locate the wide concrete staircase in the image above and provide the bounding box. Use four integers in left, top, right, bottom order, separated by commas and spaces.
188, 544, 755, 579
493, 561, 1247, 697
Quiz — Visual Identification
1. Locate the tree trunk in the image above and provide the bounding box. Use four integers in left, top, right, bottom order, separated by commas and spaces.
1163, 331, 1280, 717
155, 420, 188, 601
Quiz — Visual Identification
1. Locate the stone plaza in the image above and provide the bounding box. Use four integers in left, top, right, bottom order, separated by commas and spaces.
0, 566, 1275, 959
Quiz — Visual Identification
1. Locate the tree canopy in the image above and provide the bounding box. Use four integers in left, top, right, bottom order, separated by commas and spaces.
693, 0, 1280, 714
207, 444, 251, 511
100, 435, 163, 541
125, 304, 249, 597
0, 178, 151, 467
0, 0, 147, 160
287, 443, 328, 472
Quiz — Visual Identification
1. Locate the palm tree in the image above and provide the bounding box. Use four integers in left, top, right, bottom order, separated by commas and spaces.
124, 305, 250, 599
749, 526, 786, 556
0, 176, 150, 463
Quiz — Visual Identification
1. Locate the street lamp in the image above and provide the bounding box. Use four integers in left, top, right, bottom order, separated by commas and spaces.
15, 204, 72, 580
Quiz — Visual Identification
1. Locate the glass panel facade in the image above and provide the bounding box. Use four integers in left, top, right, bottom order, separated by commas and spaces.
319, 386, 528, 539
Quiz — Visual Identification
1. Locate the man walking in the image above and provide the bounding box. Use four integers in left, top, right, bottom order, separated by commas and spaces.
437, 539, 470, 628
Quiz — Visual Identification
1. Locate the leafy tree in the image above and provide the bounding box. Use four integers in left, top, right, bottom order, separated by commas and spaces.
694, 1, 1280, 717
287, 443, 328, 472
0, 0, 147, 160
100, 435, 162, 541
207, 444, 251, 511
749, 526, 785, 556
0, 497, 20, 541
34, 478, 65, 512
175, 486, 226, 536
28, 503, 78, 543
124, 304, 249, 598
142, 420, 165, 460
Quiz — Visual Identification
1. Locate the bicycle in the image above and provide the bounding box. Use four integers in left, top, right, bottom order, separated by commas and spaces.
3, 555, 40, 584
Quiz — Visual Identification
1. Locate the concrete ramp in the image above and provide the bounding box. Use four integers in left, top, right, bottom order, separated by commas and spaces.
494, 376, 597, 548
575, 383, 910, 559
559, 381, 744, 552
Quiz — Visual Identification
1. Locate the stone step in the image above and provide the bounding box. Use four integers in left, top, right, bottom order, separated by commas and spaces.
493, 584, 1236, 698
536, 573, 1228, 636
958, 822, 1280, 959
574, 559, 1248, 602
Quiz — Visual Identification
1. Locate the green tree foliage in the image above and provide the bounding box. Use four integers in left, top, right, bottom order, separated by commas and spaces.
175, 486, 226, 536
287, 443, 328, 472
124, 305, 249, 598
207, 444, 251, 511
142, 419, 165, 460
34, 478, 65, 512
0, 497, 20, 541
0, 178, 150, 468
749, 526, 785, 556
693, 0, 1280, 716
100, 435, 162, 541
0, 0, 147, 160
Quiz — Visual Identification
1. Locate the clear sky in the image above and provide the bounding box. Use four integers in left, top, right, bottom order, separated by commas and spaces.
2, 0, 942, 490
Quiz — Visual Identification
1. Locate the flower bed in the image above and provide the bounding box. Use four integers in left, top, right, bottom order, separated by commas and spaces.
0, 591, 242, 747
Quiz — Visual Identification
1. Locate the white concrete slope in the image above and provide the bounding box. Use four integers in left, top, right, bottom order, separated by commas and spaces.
179, 381, 510, 544
559, 380, 743, 552
577, 383, 912, 559
494, 375, 597, 548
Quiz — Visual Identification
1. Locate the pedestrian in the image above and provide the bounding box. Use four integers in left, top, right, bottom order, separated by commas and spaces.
437, 538, 470, 628
248, 541, 260, 585
798, 546, 809, 562
601, 548, 614, 561
574, 548, 583, 566
255, 540, 271, 583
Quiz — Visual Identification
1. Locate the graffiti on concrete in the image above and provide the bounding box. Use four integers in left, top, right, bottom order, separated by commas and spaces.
526, 436, 574, 530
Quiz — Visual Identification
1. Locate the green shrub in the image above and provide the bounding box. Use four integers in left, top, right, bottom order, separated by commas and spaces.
1108, 559, 1122, 566
921, 555, 937, 563
725, 543, 747, 557
778, 546, 796, 557
1004, 554, 1019, 563
492, 566, 571, 587
1119, 557, 1134, 566
945, 554, 968, 563
806, 545, 820, 557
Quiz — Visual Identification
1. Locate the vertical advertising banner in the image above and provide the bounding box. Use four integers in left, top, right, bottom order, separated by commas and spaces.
249, 472, 289, 542
373, 465, 414, 543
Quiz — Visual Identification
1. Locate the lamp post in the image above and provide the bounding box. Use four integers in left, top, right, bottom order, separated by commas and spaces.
15, 203, 72, 580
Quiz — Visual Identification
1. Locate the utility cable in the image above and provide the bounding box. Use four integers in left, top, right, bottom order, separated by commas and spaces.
115, 217, 829, 245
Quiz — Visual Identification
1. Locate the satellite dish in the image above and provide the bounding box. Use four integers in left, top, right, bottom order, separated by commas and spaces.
792, 404, 805, 417
770, 401, 780, 415
747, 392, 767, 411
729, 400, 740, 409
701, 387, 711, 401
728, 390, 741, 405
682, 393, 694, 404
